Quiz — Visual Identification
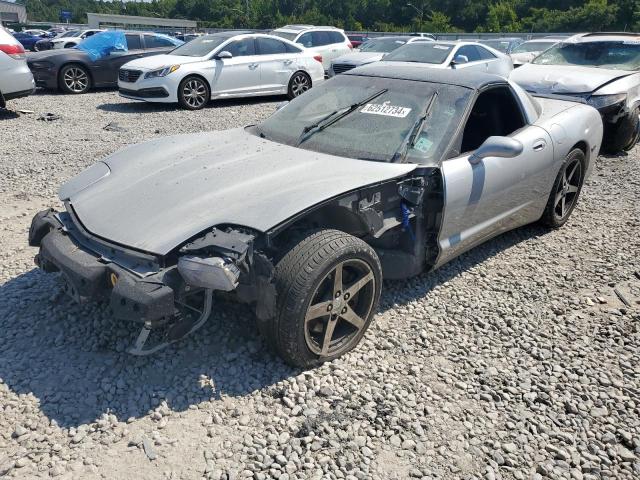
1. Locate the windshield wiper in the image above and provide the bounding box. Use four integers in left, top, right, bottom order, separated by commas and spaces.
296, 88, 388, 146
391, 91, 439, 163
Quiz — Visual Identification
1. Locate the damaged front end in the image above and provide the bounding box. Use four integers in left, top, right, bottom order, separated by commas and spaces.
29, 208, 275, 355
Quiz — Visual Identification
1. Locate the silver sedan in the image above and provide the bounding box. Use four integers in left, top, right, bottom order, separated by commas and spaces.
30, 66, 602, 367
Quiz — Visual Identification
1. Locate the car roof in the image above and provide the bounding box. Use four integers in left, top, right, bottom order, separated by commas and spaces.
568, 32, 640, 42
274, 25, 342, 33
345, 63, 506, 89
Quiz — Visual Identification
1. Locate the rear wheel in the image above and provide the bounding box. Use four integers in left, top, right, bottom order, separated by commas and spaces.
59, 64, 91, 94
287, 71, 311, 99
540, 148, 585, 228
267, 229, 382, 368
178, 76, 210, 110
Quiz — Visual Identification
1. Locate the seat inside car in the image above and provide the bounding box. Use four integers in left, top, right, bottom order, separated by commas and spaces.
460, 87, 526, 153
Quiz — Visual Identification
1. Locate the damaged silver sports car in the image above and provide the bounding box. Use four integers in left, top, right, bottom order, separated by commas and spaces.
511, 33, 640, 153
29, 66, 603, 367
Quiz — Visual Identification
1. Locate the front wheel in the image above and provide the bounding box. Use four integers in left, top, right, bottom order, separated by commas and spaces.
267, 229, 382, 368
178, 76, 210, 110
540, 148, 586, 228
59, 64, 91, 94
287, 71, 311, 100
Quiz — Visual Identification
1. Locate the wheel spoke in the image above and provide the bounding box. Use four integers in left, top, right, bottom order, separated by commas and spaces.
333, 263, 343, 297
560, 196, 566, 217
321, 319, 338, 355
340, 306, 365, 330
344, 271, 374, 298
567, 162, 579, 183
305, 300, 332, 322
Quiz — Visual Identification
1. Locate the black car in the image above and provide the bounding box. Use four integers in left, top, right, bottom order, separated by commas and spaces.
27, 31, 182, 94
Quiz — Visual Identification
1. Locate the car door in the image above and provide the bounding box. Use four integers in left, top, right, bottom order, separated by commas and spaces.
255, 37, 299, 93
210, 37, 262, 96
92, 33, 146, 86
436, 85, 554, 267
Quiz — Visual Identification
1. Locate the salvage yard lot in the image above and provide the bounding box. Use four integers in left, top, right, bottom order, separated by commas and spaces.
0, 91, 639, 479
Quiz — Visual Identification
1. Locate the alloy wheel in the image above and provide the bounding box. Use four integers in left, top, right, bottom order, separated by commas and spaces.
63, 67, 88, 93
304, 259, 376, 357
554, 157, 583, 220
291, 73, 311, 97
182, 79, 208, 109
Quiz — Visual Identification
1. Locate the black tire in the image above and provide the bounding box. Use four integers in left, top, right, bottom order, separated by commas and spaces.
602, 107, 640, 153
266, 229, 382, 368
178, 76, 210, 110
287, 71, 311, 100
58, 64, 91, 94
540, 148, 586, 228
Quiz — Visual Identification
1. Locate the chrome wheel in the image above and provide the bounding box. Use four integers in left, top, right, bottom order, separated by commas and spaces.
181, 78, 208, 109
304, 259, 376, 357
554, 157, 582, 220
63, 67, 89, 93
290, 73, 311, 97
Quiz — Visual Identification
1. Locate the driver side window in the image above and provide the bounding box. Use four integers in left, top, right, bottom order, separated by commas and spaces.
459, 87, 526, 154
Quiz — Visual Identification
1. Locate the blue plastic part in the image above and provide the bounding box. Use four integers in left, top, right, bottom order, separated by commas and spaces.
77, 31, 127, 61
400, 202, 415, 241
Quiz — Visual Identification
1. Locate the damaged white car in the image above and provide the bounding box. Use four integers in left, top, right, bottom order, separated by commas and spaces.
29, 67, 602, 367
511, 33, 640, 153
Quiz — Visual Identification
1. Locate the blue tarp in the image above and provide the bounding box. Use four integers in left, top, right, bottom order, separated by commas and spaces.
77, 31, 127, 61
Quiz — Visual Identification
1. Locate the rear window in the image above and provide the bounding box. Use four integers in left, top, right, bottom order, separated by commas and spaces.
145, 35, 177, 48
257, 37, 286, 55
328, 31, 346, 44
384, 43, 453, 64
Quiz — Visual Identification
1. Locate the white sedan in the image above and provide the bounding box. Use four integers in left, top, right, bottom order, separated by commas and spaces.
50, 29, 104, 49
118, 32, 325, 110
382, 41, 513, 77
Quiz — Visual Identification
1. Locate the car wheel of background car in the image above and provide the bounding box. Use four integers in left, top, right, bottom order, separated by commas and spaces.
178, 76, 210, 110
267, 229, 382, 368
603, 107, 640, 153
540, 148, 585, 228
287, 72, 311, 100
59, 64, 91, 94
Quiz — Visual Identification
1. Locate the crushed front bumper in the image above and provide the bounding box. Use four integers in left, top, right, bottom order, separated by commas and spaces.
29, 209, 176, 326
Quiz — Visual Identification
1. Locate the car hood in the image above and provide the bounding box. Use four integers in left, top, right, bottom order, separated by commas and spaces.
64, 128, 417, 255
333, 51, 384, 65
122, 54, 204, 70
510, 52, 538, 64
510, 64, 633, 94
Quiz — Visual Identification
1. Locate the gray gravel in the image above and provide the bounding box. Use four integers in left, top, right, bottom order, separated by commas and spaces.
1, 90, 639, 480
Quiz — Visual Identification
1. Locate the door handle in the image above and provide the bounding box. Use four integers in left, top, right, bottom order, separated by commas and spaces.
284, 59, 293, 65
248, 63, 259, 70
533, 140, 547, 152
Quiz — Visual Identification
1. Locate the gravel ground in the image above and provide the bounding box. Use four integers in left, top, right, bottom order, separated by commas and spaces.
0, 90, 639, 480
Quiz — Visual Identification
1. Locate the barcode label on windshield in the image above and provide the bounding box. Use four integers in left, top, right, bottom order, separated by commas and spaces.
361, 102, 412, 118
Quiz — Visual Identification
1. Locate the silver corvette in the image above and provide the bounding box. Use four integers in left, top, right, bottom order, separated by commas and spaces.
29, 66, 603, 367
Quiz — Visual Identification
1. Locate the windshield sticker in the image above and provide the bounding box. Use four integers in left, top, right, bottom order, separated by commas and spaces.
361, 101, 412, 118
433, 45, 451, 50
413, 137, 433, 153
623, 40, 640, 45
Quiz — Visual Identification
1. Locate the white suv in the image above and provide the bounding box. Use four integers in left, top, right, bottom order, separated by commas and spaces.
272, 25, 352, 73
0, 26, 35, 108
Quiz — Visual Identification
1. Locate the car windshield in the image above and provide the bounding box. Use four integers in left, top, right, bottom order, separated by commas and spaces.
532, 41, 640, 71
480, 40, 513, 52
272, 31, 297, 42
512, 41, 556, 54
169, 34, 229, 57
359, 38, 407, 53
258, 75, 471, 164
384, 43, 453, 64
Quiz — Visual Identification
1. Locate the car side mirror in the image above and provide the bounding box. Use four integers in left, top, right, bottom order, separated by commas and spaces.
469, 136, 523, 164
215, 51, 232, 60
451, 54, 469, 66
